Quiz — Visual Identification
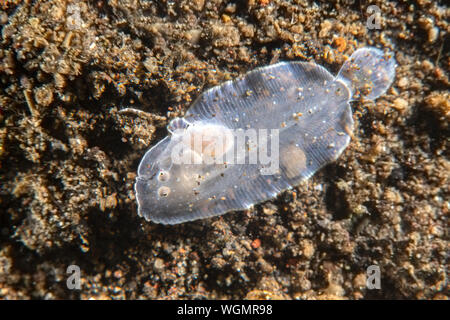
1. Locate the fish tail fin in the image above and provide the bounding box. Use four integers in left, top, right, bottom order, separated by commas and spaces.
337, 47, 396, 100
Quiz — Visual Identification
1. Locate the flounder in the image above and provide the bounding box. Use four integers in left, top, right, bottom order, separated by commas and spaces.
135, 47, 396, 224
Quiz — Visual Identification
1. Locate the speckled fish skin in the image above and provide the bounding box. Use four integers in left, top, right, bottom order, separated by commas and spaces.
135, 47, 396, 224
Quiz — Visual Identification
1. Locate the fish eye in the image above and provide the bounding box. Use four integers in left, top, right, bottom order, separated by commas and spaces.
157, 170, 170, 182
157, 186, 171, 198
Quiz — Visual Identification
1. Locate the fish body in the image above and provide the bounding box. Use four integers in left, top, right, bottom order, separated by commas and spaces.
135, 47, 396, 224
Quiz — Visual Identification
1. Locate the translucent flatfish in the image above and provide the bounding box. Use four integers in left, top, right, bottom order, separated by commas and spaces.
135, 47, 396, 224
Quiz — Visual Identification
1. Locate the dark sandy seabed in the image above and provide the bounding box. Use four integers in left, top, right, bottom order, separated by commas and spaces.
0, 0, 448, 300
